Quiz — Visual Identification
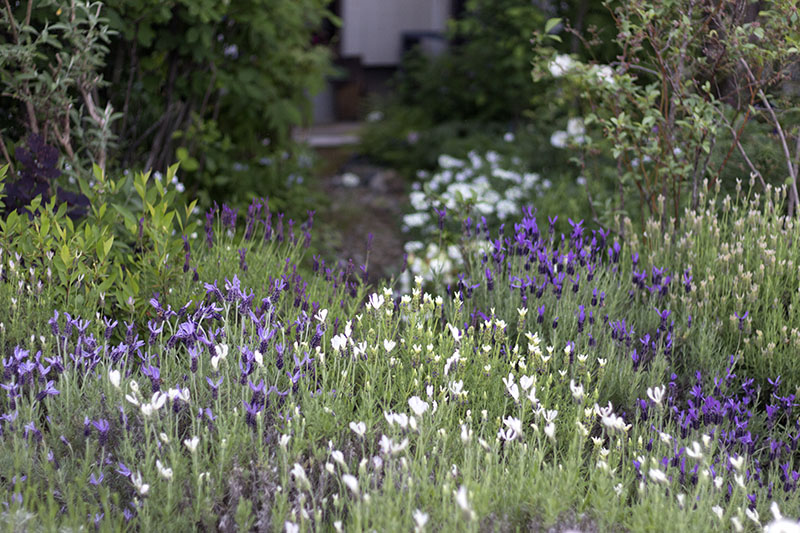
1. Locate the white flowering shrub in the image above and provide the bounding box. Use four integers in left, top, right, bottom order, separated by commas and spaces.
400, 150, 550, 292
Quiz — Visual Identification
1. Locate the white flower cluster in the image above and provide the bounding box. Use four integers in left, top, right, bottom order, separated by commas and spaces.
404, 151, 545, 226
550, 117, 588, 149
548, 53, 615, 87
400, 150, 548, 292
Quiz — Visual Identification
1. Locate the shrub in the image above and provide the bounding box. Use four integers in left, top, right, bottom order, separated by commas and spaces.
531, 1, 800, 227
0, 0, 335, 215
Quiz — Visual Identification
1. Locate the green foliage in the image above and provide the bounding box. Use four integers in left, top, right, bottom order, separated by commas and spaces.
100, 0, 334, 211
1, 0, 335, 216
0, 163, 196, 338
393, 0, 544, 123
360, 0, 548, 177
638, 181, 800, 387
0, 0, 118, 171
531, 0, 800, 228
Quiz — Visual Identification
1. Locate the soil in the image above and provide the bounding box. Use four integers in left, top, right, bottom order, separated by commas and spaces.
313, 148, 408, 286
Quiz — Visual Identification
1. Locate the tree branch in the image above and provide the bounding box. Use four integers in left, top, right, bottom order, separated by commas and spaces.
3, 0, 18, 42
0, 131, 18, 180
23, 0, 32, 27
739, 58, 799, 217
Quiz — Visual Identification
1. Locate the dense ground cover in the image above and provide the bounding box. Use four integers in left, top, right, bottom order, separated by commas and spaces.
1, 165, 799, 531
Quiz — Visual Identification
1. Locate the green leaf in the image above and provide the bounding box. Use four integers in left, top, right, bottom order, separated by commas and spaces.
92, 163, 105, 183
545, 18, 562, 34
60, 244, 72, 267
112, 204, 137, 228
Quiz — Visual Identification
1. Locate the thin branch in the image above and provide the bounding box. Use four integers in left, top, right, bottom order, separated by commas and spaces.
712, 105, 766, 189
792, 128, 800, 182
119, 30, 138, 141
0, 131, 18, 180
3, 0, 18, 42
739, 58, 800, 216
23, 0, 32, 27
612, 61, 661, 79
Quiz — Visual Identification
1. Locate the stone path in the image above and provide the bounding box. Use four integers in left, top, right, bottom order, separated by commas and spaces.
296, 123, 407, 286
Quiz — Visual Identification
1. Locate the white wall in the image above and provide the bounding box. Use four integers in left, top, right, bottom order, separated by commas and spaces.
341, 0, 449, 66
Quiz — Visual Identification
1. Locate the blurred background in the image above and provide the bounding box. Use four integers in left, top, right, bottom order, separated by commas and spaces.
2, 0, 798, 286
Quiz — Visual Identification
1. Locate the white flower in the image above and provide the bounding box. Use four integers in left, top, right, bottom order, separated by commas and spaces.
404, 241, 425, 254
367, 293, 385, 310
379, 435, 409, 455
366, 110, 383, 122
503, 417, 523, 439
594, 64, 615, 85
444, 350, 462, 376
569, 379, 585, 402
413, 509, 429, 531
460, 424, 473, 444
408, 191, 428, 211
403, 212, 430, 228
314, 308, 328, 323
771, 501, 784, 522
214, 343, 228, 360
156, 459, 173, 481
291, 463, 311, 491
385, 412, 409, 429
550, 130, 569, 149
408, 396, 429, 416
496, 199, 518, 220
342, 473, 360, 498
438, 154, 464, 169
109, 369, 121, 389
331, 450, 346, 468
647, 385, 666, 406
567, 117, 586, 137
502, 372, 517, 394
712, 506, 723, 520
730, 454, 745, 471
349, 421, 366, 438
685, 441, 703, 460
498, 427, 517, 442
648, 468, 668, 484
254, 350, 263, 366
331, 334, 348, 352
279, 434, 291, 449
445, 380, 466, 399
131, 471, 149, 496
601, 412, 629, 433
548, 54, 574, 77
765, 519, 800, 533
184, 436, 200, 453
167, 387, 190, 403
384, 339, 396, 352
745, 507, 760, 526
448, 323, 463, 342
454, 485, 476, 520
544, 423, 556, 442
520, 375, 535, 391
341, 173, 360, 187
285, 521, 300, 533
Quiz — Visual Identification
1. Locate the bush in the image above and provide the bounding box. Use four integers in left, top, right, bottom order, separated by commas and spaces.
0, 0, 335, 215
531, 1, 800, 227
